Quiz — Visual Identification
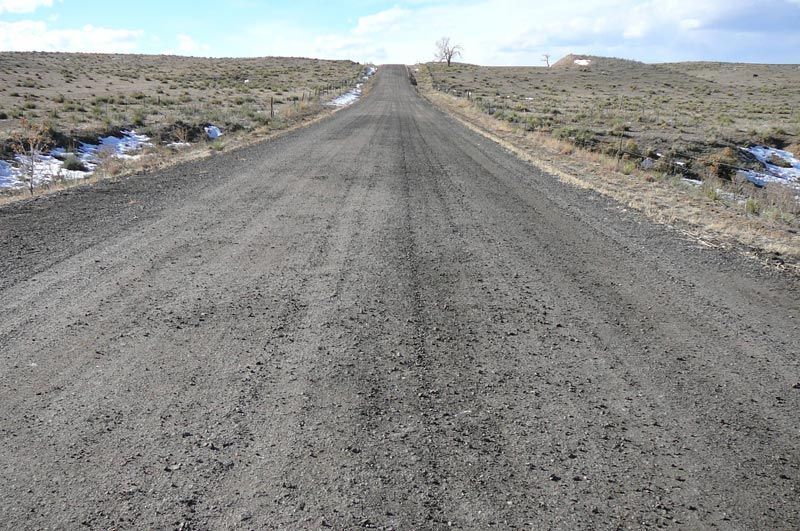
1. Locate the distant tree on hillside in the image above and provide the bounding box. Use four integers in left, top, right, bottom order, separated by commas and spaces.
542, 53, 551, 68
435, 37, 463, 67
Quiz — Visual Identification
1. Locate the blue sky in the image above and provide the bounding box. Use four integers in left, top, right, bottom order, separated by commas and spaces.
1, 0, 799, 65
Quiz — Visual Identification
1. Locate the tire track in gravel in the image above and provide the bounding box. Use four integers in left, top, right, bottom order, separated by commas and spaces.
207, 110, 395, 529
0, 102, 382, 529
399, 98, 799, 528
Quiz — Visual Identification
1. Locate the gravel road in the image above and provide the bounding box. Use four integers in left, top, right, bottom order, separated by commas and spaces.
1, 65, 798, 529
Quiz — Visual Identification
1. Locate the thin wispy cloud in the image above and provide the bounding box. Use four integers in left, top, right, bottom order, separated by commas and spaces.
0, 0, 52, 14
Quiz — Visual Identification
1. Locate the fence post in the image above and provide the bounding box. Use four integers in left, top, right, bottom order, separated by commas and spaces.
615, 96, 625, 170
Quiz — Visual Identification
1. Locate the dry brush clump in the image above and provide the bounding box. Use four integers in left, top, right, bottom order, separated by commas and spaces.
703, 147, 741, 180
10, 118, 53, 195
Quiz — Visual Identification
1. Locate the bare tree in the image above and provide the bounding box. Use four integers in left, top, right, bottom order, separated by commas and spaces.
435, 37, 463, 67
11, 118, 52, 195
542, 53, 551, 68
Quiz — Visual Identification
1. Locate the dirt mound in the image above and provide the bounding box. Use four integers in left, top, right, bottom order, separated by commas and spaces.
156, 121, 209, 144
552, 54, 644, 71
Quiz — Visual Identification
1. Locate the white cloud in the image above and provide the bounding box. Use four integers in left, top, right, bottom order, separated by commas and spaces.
0, 0, 51, 14
353, 7, 410, 35
680, 18, 702, 30
0, 20, 143, 53
173, 33, 210, 55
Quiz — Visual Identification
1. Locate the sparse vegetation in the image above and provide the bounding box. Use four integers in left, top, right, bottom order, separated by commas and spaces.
10, 118, 53, 195
422, 57, 800, 232
768, 153, 793, 168
704, 147, 741, 180
745, 197, 762, 215
424, 57, 800, 184
0, 52, 367, 159
62, 154, 87, 171
0, 52, 372, 199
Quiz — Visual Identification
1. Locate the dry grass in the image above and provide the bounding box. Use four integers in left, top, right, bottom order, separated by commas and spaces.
0, 97, 351, 206
0, 52, 373, 202
0, 52, 368, 151
418, 73, 800, 270
424, 57, 800, 174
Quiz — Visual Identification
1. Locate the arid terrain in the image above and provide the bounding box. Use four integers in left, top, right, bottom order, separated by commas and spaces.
0, 65, 798, 529
425, 56, 800, 168
0, 52, 367, 150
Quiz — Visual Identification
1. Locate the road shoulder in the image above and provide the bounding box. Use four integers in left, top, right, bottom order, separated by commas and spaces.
416, 76, 800, 275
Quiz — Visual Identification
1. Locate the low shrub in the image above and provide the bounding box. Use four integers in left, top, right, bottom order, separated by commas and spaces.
620, 161, 637, 175
622, 139, 641, 158
768, 153, 793, 168
745, 197, 761, 215
524, 115, 552, 131
63, 154, 88, 171
756, 128, 786, 148
701, 178, 722, 202
553, 126, 595, 147
132, 109, 146, 127
704, 147, 740, 180
653, 151, 677, 174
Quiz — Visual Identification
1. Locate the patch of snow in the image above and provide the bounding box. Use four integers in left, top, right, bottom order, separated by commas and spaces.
740, 145, 800, 189
167, 142, 191, 149
79, 130, 151, 162
0, 160, 18, 188
1, 130, 151, 190
205, 125, 222, 140
574, 59, 591, 66
328, 84, 363, 107
361, 66, 378, 82
0, 153, 88, 190
244, 79, 250, 84
329, 66, 377, 107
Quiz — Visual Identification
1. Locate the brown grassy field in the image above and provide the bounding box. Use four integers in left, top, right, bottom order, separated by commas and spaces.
425, 56, 800, 179
0, 52, 367, 149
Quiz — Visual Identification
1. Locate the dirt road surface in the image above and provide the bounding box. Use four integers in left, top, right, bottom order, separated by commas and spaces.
1, 66, 798, 529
